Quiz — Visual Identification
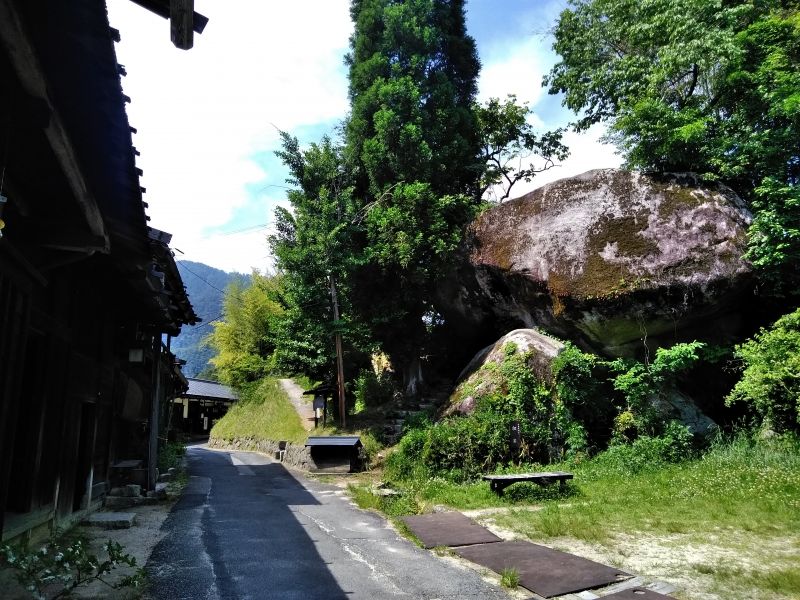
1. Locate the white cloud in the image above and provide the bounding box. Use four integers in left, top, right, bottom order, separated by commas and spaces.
109, 0, 623, 271
478, 37, 548, 106
107, 0, 353, 273
519, 124, 624, 195
477, 18, 623, 200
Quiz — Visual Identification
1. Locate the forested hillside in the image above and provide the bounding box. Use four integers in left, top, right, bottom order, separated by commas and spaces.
172, 261, 248, 377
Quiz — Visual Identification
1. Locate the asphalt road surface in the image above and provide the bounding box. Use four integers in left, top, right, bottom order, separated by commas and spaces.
146, 445, 509, 600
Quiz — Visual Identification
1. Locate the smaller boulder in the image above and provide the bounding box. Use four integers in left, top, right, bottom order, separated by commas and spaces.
446, 329, 564, 416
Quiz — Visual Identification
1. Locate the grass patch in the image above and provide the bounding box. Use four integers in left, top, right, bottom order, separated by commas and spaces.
490, 434, 800, 541
157, 440, 185, 472
348, 484, 383, 511
369, 433, 799, 598
210, 377, 307, 444
500, 567, 520, 589
692, 562, 800, 598
432, 545, 453, 557
385, 434, 800, 542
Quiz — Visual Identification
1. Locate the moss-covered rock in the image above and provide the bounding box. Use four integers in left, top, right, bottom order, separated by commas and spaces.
438, 169, 754, 357
445, 329, 564, 416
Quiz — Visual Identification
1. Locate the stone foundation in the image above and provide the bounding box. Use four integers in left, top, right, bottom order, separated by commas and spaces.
208, 437, 311, 470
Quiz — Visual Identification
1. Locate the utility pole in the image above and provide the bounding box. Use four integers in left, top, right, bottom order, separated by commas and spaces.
329, 274, 346, 428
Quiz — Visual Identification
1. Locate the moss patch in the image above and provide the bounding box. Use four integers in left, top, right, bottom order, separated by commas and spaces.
655, 181, 708, 220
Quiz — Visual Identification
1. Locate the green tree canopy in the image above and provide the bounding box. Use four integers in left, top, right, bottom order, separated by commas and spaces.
476, 95, 569, 201
265, 2, 574, 397
206, 272, 284, 388
344, 0, 483, 392
269, 133, 369, 383
727, 307, 800, 432
346, 0, 481, 196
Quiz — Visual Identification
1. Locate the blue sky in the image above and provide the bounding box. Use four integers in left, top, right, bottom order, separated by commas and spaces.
108, 0, 619, 273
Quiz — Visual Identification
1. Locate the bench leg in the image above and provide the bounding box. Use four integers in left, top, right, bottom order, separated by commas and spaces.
489, 481, 506, 497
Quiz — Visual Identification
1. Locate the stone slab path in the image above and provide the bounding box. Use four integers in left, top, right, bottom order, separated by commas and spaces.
400, 510, 677, 599
280, 378, 316, 431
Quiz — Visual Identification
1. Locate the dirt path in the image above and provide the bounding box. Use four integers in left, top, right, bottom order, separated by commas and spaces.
279, 378, 316, 431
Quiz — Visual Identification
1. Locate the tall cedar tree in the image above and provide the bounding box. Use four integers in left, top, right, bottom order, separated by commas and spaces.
546, 0, 800, 292
345, 0, 482, 394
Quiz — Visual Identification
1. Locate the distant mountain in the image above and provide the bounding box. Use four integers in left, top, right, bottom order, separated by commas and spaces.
171, 260, 249, 378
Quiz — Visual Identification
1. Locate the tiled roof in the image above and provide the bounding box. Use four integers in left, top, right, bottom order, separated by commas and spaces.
184, 378, 237, 401
305, 436, 362, 447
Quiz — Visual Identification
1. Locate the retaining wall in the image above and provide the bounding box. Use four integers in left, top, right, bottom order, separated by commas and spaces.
207, 437, 311, 470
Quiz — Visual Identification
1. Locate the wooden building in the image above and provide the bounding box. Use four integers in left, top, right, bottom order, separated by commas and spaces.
171, 378, 239, 438
0, 0, 199, 542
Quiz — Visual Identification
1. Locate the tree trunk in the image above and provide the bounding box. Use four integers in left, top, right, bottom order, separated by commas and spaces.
403, 355, 424, 399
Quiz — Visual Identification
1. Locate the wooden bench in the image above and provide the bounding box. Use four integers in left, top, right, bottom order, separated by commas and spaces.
482, 471, 573, 496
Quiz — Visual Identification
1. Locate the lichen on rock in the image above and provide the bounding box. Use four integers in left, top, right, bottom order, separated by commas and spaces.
438, 169, 755, 357
446, 329, 564, 416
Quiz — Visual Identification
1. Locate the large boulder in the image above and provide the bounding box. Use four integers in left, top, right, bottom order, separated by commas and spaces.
438, 169, 754, 357
446, 329, 564, 416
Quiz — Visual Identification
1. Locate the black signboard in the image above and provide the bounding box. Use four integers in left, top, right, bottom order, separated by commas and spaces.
510, 420, 521, 450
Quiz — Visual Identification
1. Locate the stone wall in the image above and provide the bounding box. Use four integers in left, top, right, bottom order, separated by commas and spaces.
207, 437, 311, 470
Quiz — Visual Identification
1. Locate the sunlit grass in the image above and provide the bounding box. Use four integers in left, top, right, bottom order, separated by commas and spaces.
209, 377, 307, 444
360, 433, 800, 598
489, 435, 800, 541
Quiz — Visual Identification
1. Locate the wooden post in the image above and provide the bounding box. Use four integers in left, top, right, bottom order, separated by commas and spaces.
170, 0, 194, 50
329, 275, 346, 428
148, 336, 161, 490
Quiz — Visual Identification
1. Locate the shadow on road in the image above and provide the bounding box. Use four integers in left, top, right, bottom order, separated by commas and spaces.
147, 446, 350, 599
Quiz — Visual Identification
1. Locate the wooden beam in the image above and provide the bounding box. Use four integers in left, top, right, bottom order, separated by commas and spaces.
170, 0, 194, 50
128, 0, 208, 34
40, 232, 109, 254
0, 1, 110, 252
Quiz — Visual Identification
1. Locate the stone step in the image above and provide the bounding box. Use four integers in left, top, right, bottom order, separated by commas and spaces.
82, 512, 137, 529
105, 495, 159, 509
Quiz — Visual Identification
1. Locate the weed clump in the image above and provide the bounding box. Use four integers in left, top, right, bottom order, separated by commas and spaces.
387, 339, 703, 484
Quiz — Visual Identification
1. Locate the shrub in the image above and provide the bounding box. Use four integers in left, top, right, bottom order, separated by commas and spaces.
389, 340, 706, 482
386, 427, 429, 480
358, 430, 384, 468
609, 341, 705, 438
157, 441, 185, 472
354, 369, 395, 412
727, 308, 800, 432
595, 420, 694, 474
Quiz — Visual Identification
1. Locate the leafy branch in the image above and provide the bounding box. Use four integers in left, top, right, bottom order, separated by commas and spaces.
0, 536, 143, 599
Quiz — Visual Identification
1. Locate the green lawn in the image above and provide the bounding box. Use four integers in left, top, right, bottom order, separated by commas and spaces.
351, 434, 800, 599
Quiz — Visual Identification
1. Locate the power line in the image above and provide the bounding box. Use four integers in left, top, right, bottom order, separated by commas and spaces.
217, 223, 271, 236
177, 261, 228, 294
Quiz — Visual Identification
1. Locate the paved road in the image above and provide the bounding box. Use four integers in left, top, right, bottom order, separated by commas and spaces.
146, 445, 508, 600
